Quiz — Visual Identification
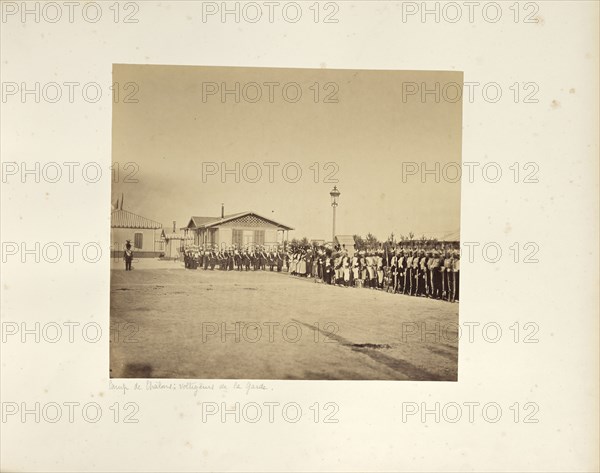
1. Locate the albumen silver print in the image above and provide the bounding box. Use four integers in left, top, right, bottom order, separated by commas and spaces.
110, 64, 463, 380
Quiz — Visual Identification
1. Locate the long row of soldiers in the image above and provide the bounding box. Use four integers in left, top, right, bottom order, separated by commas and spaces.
288, 246, 459, 302
183, 248, 286, 272
182, 245, 460, 302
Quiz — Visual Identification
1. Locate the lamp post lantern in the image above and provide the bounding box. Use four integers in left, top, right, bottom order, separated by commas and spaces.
329, 186, 340, 245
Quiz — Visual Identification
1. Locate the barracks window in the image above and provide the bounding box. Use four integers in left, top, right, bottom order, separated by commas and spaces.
134, 232, 143, 249
253, 230, 265, 246
232, 229, 243, 247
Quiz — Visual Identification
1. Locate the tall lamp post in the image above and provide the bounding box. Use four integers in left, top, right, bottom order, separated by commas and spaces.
330, 186, 340, 245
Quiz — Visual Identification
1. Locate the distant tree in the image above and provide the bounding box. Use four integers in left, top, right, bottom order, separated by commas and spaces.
289, 238, 299, 252
353, 234, 366, 251
365, 233, 379, 250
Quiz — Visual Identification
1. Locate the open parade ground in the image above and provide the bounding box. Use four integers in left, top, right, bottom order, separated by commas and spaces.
110, 260, 459, 380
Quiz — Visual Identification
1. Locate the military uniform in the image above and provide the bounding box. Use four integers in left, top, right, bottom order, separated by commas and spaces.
398, 250, 407, 294
428, 250, 442, 299
451, 251, 460, 302
259, 250, 267, 270
376, 251, 384, 289
411, 251, 419, 295
234, 251, 242, 271
333, 254, 342, 285
268, 252, 275, 271
405, 251, 413, 295
306, 251, 314, 278
342, 253, 351, 286
442, 253, 453, 301
124, 242, 133, 271
324, 256, 333, 284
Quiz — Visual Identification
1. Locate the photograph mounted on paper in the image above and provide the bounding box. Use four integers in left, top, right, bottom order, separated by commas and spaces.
110, 64, 462, 381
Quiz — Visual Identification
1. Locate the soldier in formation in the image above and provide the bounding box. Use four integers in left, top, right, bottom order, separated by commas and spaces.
183, 245, 288, 274
286, 244, 459, 302
182, 242, 459, 303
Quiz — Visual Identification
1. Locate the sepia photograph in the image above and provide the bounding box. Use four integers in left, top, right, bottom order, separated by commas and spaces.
110, 64, 463, 380
3, 1, 599, 471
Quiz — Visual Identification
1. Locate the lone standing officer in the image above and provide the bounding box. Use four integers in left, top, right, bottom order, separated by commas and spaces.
123, 240, 133, 271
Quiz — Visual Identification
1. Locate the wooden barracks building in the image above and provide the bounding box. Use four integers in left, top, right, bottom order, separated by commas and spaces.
183, 205, 293, 249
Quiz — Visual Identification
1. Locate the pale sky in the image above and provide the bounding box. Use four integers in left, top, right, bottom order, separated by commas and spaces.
112, 64, 462, 241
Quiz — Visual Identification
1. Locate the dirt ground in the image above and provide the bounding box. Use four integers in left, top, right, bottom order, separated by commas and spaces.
110, 260, 459, 380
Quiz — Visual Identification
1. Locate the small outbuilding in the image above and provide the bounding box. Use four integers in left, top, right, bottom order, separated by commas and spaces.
111, 204, 163, 258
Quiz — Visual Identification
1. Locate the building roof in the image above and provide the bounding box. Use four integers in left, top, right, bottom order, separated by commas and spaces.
186, 211, 294, 231
111, 209, 162, 229
417, 230, 460, 242
335, 235, 356, 248
161, 230, 194, 240
187, 216, 224, 228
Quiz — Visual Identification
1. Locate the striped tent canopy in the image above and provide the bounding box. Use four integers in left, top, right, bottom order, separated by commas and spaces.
111, 209, 162, 229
